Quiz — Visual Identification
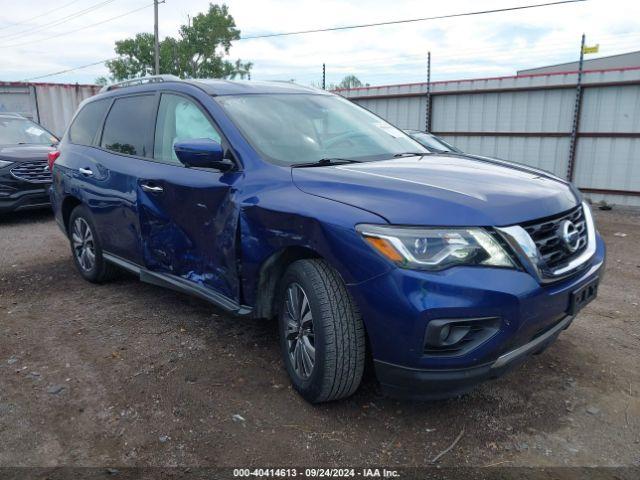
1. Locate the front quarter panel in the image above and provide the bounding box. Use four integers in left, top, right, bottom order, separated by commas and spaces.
239, 172, 393, 306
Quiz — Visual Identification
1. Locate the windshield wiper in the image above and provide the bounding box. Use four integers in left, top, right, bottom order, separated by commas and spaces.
291, 157, 362, 168
392, 152, 431, 158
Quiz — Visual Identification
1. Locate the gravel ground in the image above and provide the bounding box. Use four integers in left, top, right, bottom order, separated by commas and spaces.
0, 207, 638, 468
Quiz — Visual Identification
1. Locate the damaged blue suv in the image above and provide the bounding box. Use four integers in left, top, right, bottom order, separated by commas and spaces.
50, 76, 605, 402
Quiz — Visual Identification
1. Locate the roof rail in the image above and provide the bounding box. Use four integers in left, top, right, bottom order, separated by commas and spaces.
99, 75, 181, 93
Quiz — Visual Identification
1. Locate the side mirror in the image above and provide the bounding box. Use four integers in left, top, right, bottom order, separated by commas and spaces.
173, 138, 234, 171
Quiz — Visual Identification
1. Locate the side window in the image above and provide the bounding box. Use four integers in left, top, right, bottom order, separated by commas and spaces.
68, 99, 109, 146
154, 93, 221, 165
101, 95, 156, 157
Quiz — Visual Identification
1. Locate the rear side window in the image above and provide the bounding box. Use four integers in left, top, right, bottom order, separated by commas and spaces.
68, 99, 109, 146
101, 95, 156, 157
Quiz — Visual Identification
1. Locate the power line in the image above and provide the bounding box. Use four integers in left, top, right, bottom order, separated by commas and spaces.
24, 58, 116, 82
0, 0, 84, 31
1, 3, 154, 49
239, 0, 587, 40
0, 0, 118, 41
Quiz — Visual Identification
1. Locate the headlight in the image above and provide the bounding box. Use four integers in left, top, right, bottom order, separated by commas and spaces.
0, 160, 14, 168
356, 224, 514, 271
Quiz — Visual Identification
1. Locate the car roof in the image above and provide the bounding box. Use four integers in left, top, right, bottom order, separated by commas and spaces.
185, 79, 327, 96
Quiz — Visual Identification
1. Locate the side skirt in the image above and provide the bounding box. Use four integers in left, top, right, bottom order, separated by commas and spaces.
103, 252, 252, 317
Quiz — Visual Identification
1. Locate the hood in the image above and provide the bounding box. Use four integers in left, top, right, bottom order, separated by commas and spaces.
292, 154, 579, 227
0, 144, 55, 162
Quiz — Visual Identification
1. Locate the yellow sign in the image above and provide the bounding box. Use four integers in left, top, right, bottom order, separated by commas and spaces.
583, 44, 599, 54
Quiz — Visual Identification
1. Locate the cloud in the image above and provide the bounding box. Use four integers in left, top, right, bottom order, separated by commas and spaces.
0, 0, 639, 85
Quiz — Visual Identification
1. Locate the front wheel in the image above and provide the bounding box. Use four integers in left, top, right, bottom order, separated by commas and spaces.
278, 259, 366, 403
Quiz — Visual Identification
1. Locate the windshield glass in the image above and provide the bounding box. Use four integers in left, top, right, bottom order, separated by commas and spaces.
0, 117, 56, 146
215, 93, 428, 165
407, 131, 458, 153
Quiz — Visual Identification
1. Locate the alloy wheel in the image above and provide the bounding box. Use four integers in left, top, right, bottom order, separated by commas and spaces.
284, 283, 315, 379
71, 217, 96, 272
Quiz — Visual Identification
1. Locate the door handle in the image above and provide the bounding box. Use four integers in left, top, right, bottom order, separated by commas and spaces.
141, 184, 164, 193
79, 167, 93, 176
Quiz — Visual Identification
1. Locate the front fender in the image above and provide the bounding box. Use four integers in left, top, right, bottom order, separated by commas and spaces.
239, 185, 393, 307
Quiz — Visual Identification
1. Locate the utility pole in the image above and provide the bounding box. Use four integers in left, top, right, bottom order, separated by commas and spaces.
322, 63, 326, 90
154, 0, 160, 75
425, 51, 431, 132
567, 33, 586, 181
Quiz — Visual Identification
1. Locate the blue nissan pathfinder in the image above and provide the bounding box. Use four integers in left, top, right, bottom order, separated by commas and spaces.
50, 76, 605, 402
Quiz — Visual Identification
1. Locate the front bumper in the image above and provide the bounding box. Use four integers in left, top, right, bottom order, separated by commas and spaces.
0, 186, 51, 213
349, 233, 605, 399
375, 314, 574, 399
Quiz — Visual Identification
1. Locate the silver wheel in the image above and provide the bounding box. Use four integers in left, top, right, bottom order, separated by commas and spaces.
284, 283, 315, 379
71, 217, 96, 272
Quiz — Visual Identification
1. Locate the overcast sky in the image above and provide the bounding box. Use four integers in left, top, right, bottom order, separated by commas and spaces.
1, 0, 639, 86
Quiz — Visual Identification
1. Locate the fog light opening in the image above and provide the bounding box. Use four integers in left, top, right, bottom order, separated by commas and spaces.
439, 324, 451, 342
424, 317, 502, 356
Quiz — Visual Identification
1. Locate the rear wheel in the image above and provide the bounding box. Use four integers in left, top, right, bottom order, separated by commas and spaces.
278, 259, 365, 403
68, 205, 118, 283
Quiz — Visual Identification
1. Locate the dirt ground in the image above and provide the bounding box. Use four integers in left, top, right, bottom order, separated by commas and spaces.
0, 207, 638, 469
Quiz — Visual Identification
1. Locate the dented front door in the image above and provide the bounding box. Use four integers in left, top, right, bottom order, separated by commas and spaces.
138, 91, 241, 301
138, 165, 241, 301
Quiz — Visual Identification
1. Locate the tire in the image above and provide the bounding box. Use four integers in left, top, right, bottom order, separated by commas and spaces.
68, 205, 118, 283
278, 259, 366, 403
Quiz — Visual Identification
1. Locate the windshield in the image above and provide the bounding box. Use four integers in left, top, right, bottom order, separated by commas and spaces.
215, 93, 428, 166
406, 131, 458, 153
0, 117, 57, 146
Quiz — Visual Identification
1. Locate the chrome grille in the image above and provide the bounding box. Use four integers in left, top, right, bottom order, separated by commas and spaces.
522, 206, 588, 270
10, 160, 51, 183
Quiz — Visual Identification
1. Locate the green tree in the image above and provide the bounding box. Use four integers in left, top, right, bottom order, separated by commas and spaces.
336, 75, 363, 89
310, 75, 369, 90
104, 3, 251, 82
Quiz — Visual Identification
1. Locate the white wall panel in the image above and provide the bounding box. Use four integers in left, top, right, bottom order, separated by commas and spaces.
0, 82, 99, 136
344, 68, 640, 205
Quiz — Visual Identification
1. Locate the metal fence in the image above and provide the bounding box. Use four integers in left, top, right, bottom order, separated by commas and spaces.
337, 67, 640, 207
0, 82, 100, 137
